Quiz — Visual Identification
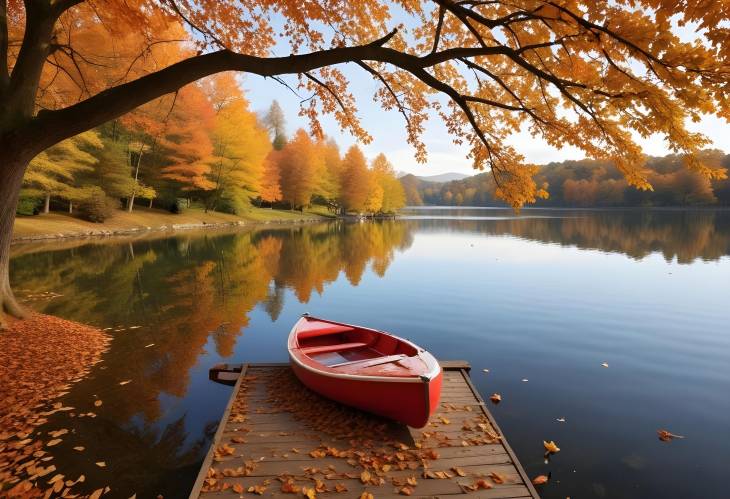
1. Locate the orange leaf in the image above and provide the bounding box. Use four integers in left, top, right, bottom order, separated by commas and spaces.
232, 483, 244, 493
657, 429, 685, 442
532, 475, 549, 485
489, 393, 502, 403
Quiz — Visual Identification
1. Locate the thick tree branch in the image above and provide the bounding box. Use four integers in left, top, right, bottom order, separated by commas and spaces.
7, 1, 59, 117
30, 30, 398, 150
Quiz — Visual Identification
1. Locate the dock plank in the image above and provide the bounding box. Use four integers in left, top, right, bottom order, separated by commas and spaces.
190, 362, 539, 498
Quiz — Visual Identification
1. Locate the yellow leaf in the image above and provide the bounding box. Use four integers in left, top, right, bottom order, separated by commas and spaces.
488, 472, 505, 484
543, 440, 560, 453
360, 470, 371, 483
94, 400, 103, 407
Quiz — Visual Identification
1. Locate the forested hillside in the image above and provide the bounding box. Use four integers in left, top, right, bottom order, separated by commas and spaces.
403, 151, 730, 207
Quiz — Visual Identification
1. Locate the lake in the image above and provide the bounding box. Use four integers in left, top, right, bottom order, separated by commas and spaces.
9, 207, 730, 498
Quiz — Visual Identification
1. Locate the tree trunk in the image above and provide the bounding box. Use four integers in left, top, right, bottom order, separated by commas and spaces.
68, 200, 73, 214
43, 193, 50, 214
149, 198, 153, 208
0, 156, 31, 328
127, 192, 135, 213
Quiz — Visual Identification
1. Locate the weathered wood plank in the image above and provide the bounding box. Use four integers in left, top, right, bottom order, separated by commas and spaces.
190, 363, 539, 499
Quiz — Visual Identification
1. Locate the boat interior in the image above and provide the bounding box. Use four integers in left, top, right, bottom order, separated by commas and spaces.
295, 319, 418, 370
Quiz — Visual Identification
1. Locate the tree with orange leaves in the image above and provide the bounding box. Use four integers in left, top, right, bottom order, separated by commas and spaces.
259, 151, 283, 206
277, 129, 323, 209
158, 84, 215, 195
340, 145, 373, 213
1, 0, 730, 325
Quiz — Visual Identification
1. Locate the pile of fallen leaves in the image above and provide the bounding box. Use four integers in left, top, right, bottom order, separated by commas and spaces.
0, 313, 110, 498
201, 368, 513, 497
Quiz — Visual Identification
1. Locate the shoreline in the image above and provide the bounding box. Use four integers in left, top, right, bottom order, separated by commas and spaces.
11, 208, 333, 245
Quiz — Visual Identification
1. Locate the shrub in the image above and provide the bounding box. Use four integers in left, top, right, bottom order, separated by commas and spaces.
76, 187, 113, 222
16, 197, 41, 216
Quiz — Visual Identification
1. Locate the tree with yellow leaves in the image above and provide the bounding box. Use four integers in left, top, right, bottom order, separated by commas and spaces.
371, 153, 406, 214
2, 0, 730, 325
22, 131, 103, 214
202, 74, 271, 213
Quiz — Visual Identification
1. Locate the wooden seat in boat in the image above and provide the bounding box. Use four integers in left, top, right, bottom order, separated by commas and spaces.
300, 342, 368, 355
329, 354, 407, 369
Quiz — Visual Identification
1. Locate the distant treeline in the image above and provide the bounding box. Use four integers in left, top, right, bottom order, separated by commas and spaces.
401, 150, 730, 207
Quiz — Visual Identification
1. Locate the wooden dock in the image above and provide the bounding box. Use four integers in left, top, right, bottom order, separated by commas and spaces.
189, 362, 539, 499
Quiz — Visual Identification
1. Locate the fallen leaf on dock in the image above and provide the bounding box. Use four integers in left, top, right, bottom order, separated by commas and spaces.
399, 485, 414, 495
543, 440, 560, 453
359, 493, 374, 499
657, 429, 685, 442
532, 474, 549, 485
47, 438, 62, 447
489, 393, 502, 403
144, 344, 155, 348
303, 487, 316, 499
248, 484, 267, 495
488, 472, 505, 484
232, 483, 244, 493
118, 380, 132, 385
360, 470, 371, 483
452, 467, 466, 477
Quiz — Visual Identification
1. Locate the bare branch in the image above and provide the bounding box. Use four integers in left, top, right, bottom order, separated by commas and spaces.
356, 61, 414, 134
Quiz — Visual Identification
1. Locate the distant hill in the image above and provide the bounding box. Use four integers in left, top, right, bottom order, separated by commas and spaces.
399, 150, 730, 207
415, 172, 471, 183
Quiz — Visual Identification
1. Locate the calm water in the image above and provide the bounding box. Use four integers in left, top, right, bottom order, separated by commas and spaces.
9, 208, 730, 498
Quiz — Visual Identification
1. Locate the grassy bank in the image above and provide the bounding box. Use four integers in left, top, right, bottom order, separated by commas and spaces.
12, 206, 333, 242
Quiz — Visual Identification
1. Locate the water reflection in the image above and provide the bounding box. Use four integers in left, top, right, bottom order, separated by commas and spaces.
403, 208, 730, 263
7, 209, 730, 497
8, 221, 413, 497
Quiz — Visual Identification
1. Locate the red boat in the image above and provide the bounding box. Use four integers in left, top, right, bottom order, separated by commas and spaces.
288, 314, 442, 428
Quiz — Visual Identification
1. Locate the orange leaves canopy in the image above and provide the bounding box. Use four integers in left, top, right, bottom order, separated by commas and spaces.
5, 0, 730, 207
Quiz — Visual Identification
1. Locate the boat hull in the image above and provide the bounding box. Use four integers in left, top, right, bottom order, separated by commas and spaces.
289, 353, 442, 428
288, 315, 442, 428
